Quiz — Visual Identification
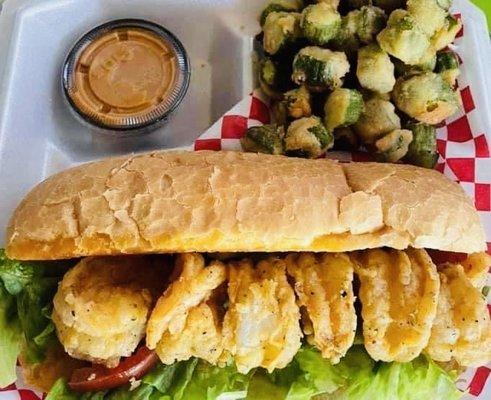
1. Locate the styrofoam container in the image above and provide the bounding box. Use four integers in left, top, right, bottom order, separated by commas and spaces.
0, 0, 490, 399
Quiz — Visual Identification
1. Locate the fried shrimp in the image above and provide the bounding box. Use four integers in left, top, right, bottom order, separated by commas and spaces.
54, 248, 489, 372
426, 263, 491, 366
459, 252, 490, 290
155, 298, 224, 365
146, 253, 227, 351
286, 253, 356, 363
53, 256, 165, 367
355, 248, 440, 362
222, 257, 302, 373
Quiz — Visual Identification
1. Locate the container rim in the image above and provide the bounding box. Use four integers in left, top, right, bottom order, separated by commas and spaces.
61, 18, 191, 134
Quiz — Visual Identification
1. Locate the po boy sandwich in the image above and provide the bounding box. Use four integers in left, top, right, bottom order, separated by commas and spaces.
0, 150, 490, 399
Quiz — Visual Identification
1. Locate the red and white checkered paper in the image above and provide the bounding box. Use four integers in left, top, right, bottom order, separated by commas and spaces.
2, 12, 491, 400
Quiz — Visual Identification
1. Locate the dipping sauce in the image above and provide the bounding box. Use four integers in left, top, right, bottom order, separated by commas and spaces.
63, 20, 190, 135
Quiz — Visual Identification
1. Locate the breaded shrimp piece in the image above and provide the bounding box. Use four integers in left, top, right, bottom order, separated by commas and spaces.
426, 263, 491, 366
459, 252, 490, 290
156, 297, 224, 365
222, 257, 302, 373
53, 256, 165, 367
146, 253, 226, 349
355, 248, 440, 362
286, 252, 356, 363
52, 311, 142, 367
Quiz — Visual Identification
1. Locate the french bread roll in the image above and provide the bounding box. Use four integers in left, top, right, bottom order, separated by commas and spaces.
5, 151, 486, 260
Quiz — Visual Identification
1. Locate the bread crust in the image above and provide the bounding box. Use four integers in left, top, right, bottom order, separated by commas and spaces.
5, 151, 486, 260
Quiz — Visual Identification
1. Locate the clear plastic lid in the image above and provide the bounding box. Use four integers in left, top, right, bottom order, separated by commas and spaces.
62, 19, 190, 135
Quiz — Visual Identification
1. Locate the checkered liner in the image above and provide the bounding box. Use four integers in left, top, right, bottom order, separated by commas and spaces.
2, 12, 490, 400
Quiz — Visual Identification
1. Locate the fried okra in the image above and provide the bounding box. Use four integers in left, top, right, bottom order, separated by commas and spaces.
284, 85, 313, 118
377, 10, 430, 65
393, 48, 437, 77
256, 0, 460, 163
374, 129, 413, 163
353, 97, 401, 144
357, 44, 395, 94
292, 46, 350, 91
348, 0, 404, 13
333, 6, 386, 52
300, 2, 341, 45
431, 15, 462, 51
415, 47, 437, 71
271, 101, 289, 126
404, 122, 439, 168
263, 12, 302, 55
436, 50, 460, 86
323, 88, 363, 131
259, 57, 293, 99
260, 59, 278, 92
270, 86, 312, 125
332, 12, 361, 55
318, 0, 340, 8
437, 0, 453, 10
392, 72, 460, 124
241, 124, 285, 155
407, 0, 447, 37
356, 6, 387, 44
259, 0, 304, 26
284, 116, 334, 158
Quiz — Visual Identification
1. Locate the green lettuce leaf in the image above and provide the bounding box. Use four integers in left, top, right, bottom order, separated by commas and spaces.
334, 349, 462, 400
47, 359, 248, 400
106, 359, 198, 399
0, 284, 21, 388
144, 360, 193, 394
46, 378, 107, 400
247, 346, 349, 400
0, 249, 73, 387
46, 345, 462, 400
17, 276, 60, 362
181, 360, 250, 399
248, 346, 461, 400
0, 251, 41, 295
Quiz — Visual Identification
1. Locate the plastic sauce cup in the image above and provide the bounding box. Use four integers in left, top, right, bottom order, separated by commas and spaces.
62, 19, 190, 136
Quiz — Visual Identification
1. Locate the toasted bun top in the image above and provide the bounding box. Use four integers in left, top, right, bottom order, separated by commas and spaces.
5, 151, 486, 260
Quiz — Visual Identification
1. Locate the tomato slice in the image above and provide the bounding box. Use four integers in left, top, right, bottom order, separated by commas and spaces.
68, 346, 159, 392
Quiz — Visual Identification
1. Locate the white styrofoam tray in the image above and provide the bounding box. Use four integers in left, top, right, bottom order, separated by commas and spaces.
0, 0, 489, 250
0, 0, 490, 399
